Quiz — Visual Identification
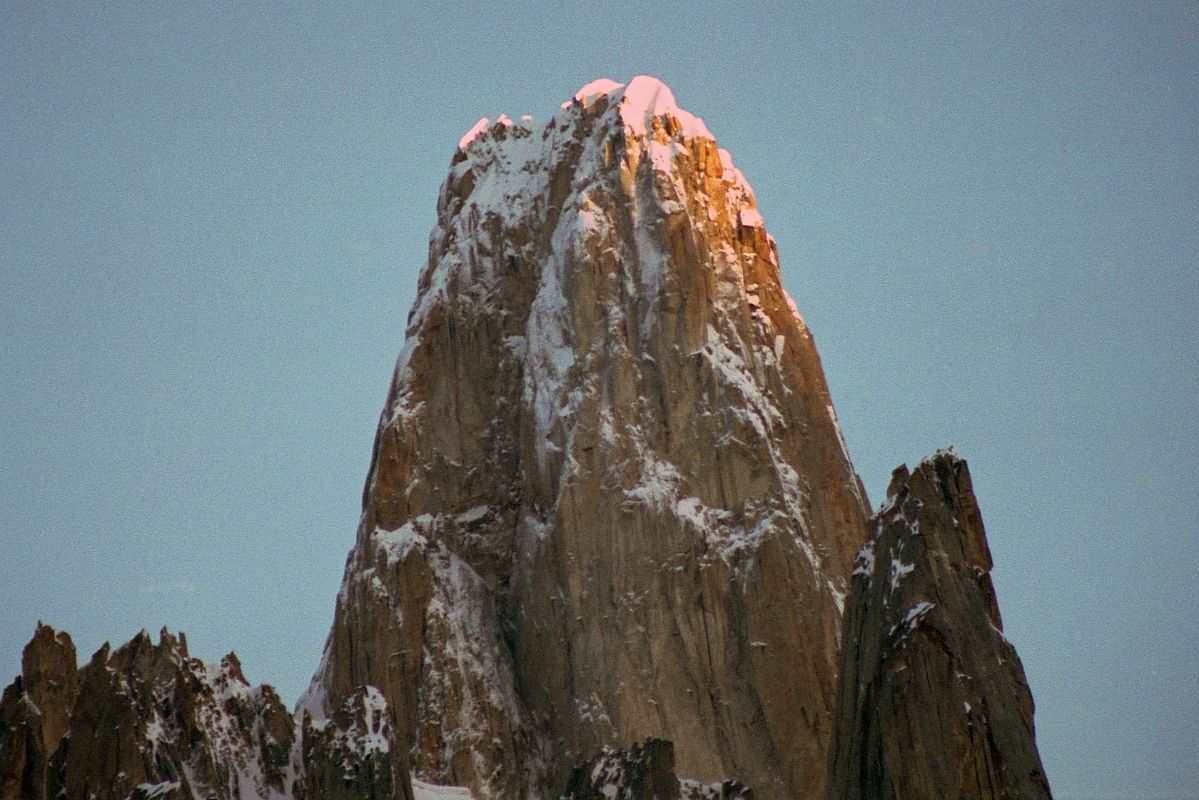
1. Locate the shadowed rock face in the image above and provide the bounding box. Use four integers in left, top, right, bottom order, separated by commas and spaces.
300, 686, 414, 800
0, 626, 412, 800
303, 76, 870, 799
50, 630, 298, 800
562, 739, 680, 800
827, 452, 1052, 800
0, 623, 77, 800
561, 739, 752, 800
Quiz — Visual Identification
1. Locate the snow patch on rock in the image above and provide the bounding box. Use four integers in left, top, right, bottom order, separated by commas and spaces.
412, 778, 478, 799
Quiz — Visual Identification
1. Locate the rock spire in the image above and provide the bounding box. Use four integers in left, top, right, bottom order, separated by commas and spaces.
827, 451, 1053, 799
303, 74, 870, 799
0, 626, 412, 800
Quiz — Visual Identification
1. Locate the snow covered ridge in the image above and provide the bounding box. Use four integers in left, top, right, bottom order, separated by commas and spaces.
440, 74, 752, 243
390, 73, 772, 432
568, 76, 713, 139
459, 75, 712, 153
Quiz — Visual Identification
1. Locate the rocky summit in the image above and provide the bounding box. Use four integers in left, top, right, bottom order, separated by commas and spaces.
0, 77, 1051, 800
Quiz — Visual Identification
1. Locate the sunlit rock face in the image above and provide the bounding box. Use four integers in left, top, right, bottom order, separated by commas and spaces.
303, 76, 870, 799
827, 452, 1053, 800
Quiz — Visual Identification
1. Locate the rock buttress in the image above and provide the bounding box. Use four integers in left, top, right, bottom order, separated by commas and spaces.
827, 451, 1052, 800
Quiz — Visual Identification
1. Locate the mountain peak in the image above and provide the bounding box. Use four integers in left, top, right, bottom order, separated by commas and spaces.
571, 77, 625, 105
0, 77, 1053, 800
457, 75, 712, 155
309, 70, 873, 799
566, 75, 712, 139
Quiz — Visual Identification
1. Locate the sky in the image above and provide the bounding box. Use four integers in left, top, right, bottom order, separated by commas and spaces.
1, 3, 1195, 798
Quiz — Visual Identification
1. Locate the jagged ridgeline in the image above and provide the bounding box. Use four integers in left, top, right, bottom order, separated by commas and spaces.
0, 77, 1050, 800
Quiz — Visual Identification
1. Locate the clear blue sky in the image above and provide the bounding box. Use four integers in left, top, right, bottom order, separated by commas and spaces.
2, 3, 1195, 798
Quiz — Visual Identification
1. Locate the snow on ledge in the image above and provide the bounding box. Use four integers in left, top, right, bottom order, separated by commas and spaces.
458, 117, 491, 150
412, 778, 477, 799
621, 75, 712, 139
739, 207, 764, 227
133, 781, 181, 800
572, 77, 626, 106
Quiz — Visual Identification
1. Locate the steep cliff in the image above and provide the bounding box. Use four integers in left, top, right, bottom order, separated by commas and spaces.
827, 451, 1052, 799
302, 76, 870, 800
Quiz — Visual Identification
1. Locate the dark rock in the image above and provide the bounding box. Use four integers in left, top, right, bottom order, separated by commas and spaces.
21, 623, 79, 757
561, 739, 754, 800
299, 686, 414, 800
1, 623, 414, 800
47, 627, 297, 800
827, 451, 1052, 800
0, 623, 79, 800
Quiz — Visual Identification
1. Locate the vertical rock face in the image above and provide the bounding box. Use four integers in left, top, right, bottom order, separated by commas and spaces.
0, 626, 412, 800
0, 623, 77, 800
304, 76, 870, 799
827, 451, 1052, 800
19, 624, 78, 762
0, 679, 42, 800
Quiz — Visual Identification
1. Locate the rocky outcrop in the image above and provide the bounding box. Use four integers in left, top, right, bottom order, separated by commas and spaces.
561, 740, 751, 800
561, 739, 679, 800
303, 76, 870, 800
827, 451, 1052, 800
0, 623, 78, 800
41, 627, 295, 800
0, 625, 414, 800
299, 686, 414, 800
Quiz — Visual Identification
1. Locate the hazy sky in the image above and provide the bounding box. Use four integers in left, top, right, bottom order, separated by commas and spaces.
2, 3, 1195, 798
